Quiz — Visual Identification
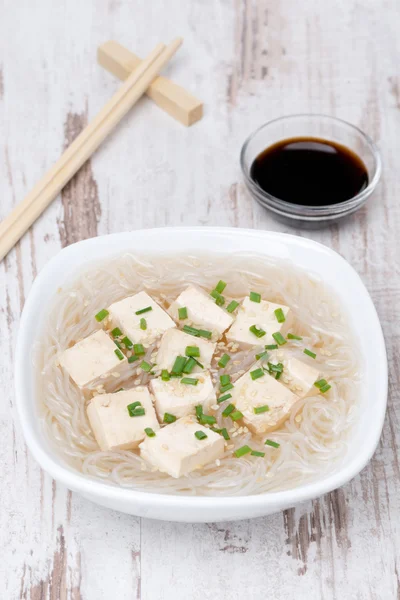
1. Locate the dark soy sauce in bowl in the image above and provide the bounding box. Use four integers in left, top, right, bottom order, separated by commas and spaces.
250, 137, 369, 207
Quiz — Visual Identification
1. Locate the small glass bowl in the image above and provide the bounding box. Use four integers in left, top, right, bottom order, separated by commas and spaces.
240, 114, 382, 227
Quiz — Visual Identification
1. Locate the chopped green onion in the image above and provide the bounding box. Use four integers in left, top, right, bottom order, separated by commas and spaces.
265, 439, 280, 448
226, 300, 239, 313
199, 329, 212, 339
221, 427, 230, 440
255, 350, 269, 360
314, 378, 328, 388
215, 280, 227, 293
161, 369, 170, 381
320, 383, 331, 393
272, 332, 286, 346
144, 427, 156, 437
128, 355, 139, 363
195, 430, 207, 440
250, 368, 264, 381
135, 306, 152, 315
254, 405, 269, 414
304, 348, 316, 359
127, 401, 141, 414
220, 374, 231, 386
182, 357, 197, 374
234, 445, 252, 458
183, 325, 200, 336
178, 307, 188, 320
218, 354, 231, 368
287, 333, 303, 340
114, 340, 122, 349
140, 318, 147, 330
111, 327, 123, 337
199, 414, 217, 425
267, 362, 283, 374
140, 361, 152, 372
250, 292, 261, 303
171, 355, 187, 375
230, 410, 243, 421
133, 343, 145, 356
95, 308, 109, 322
129, 407, 145, 417
217, 393, 232, 404
195, 405, 203, 419
181, 377, 199, 386
274, 308, 285, 323
251, 450, 265, 457
210, 289, 225, 306
220, 382, 234, 393
222, 403, 235, 418
249, 325, 266, 338
114, 349, 124, 361
265, 344, 278, 350
163, 413, 176, 424
121, 336, 133, 349
186, 346, 200, 357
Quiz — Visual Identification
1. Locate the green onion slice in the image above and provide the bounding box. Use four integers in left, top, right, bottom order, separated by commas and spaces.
121, 336, 133, 349
199, 414, 217, 425
221, 427, 230, 440
114, 349, 124, 361
163, 413, 176, 424
171, 356, 187, 375
320, 383, 331, 393
218, 353, 231, 368
140, 361, 152, 372
195, 430, 207, 440
274, 308, 285, 323
217, 393, 232, 404
133, 343, 145, 356
111, 327, 123, 337
135, 306, 152, 315
265, 439, 280, 448
314, 378, 328, 389
230, 410, 243, 421
250, 368, 264, 381
255, 350, 269, 360
198, 329, 212, 339
222, 403, 235, 418
161, 369, 170, 381
265, 344, 278, 350
178, 307, 188, 320
234, 445, 252, 458
254, 405, 269, 414
249, 325, 266, 338
128, 355, 139, 363
140, 318, 147, 330
304, 348, 316, 359
215, 280, 227, 293
287, 333, 303, 340
144, 427, 156, 437
220, 382, 234, 393
251, 450, 265, 457
95, 309, 109, 322
182, 357, 197, 374
220, 374, 231, 386
226, 300, 239, 313
249, 292, 261, 303
185, 345, 200, 357
272, 332, 286, 346
195, 405, 203, 419
210, 289, 225, 306
181, 377, 199, 386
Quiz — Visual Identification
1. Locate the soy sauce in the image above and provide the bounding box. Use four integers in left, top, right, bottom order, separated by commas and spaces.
250, 137, 369, 206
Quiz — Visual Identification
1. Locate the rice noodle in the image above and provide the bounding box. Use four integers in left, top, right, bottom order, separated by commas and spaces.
36, 252, 361, 496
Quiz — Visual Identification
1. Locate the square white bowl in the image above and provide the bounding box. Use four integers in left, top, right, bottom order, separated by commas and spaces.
15, 227, 387, 522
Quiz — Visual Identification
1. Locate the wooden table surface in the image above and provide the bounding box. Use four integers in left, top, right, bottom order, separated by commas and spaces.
1, 1, 399, 598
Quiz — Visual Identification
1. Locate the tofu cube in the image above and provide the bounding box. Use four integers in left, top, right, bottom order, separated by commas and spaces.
230, 366, 299, 434
59, 330, 128, 389
139, 415, 224, 478
150, 373, 216, 420
108, 291, 176, 346
87, 387, 159, 451
156, 328, 216, 372
168, 285, 233, 339
270, 352, 320, 397
226, 297, 292, 346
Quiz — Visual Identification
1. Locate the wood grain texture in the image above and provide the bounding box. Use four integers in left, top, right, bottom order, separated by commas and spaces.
0, 0, 399, 598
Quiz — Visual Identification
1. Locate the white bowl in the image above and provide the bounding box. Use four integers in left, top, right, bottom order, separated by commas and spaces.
15, 228, 387, 522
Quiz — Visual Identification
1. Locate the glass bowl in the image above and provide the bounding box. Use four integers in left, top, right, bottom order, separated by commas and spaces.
240, 114, 382, 227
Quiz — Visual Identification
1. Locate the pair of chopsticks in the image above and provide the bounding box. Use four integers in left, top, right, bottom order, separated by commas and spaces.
0, 38, 182, 262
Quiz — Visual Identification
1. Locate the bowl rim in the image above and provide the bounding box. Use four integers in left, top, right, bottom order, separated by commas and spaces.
240, 114, 382, 219
14, 227, 388, 510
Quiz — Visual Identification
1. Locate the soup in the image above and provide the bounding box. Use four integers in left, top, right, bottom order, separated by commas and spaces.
37, 252, 360, 496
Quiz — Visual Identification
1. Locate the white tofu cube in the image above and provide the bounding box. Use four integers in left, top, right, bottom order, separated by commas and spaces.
108, 291, 176, 346
156, 328, 216, 372
150, 373, 216, 420
270, 352, 320, 397
226, 297, 292, 347
139, 415, 224, 478
87, 387, 159, 451
59, 330, 128, 389
230, 366, 299, 434
168, 285, 233, 339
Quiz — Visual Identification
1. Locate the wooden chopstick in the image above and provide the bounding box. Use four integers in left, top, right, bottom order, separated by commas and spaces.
0, 37, 183, 262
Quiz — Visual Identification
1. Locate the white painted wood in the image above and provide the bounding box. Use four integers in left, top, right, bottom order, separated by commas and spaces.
1, 0, 399, 598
